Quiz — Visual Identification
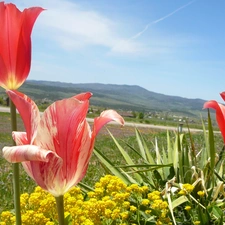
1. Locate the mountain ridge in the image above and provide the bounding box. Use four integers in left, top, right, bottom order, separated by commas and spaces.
0, 80, 208, 117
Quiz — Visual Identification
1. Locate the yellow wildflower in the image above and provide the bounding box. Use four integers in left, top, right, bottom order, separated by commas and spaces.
197, 191, 205, 197
185, 205, 191, 211
178, 190, 186, 195
182, 183, 194, 193
141, 199, 150, 206
130, 205, 137, 212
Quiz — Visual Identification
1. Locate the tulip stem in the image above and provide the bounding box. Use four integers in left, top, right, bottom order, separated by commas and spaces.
55, 195, 65, 225
10, 100, 22, 225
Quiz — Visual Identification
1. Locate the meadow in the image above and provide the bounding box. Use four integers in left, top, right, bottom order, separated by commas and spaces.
0, 111, 224, 217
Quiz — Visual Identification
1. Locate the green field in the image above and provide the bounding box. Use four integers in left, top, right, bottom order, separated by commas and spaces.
0, 111, 223, 213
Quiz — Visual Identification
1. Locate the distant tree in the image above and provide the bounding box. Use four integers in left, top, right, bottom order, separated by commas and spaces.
88, 107, 93, 113
138, 112, 144, 120
0, 97, 3, 105
132, 111, 137, 118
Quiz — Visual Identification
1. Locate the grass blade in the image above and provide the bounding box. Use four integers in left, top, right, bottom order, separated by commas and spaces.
93, 147, 136, 185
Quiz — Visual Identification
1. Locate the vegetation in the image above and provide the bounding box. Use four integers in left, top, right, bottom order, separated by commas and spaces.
0, 109, 225, 224
92, 113, 225, 224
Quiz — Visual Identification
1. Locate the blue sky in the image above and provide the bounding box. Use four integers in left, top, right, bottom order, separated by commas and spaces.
6, 0, 225, 102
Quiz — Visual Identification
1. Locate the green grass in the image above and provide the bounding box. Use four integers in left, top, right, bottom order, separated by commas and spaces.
0, 111, 223, 213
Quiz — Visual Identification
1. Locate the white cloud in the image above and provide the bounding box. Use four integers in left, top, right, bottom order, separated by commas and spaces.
8, 0, 198, 58
39, 3, 115, 47
9, 0, 146, 55
27, 0, 144, 54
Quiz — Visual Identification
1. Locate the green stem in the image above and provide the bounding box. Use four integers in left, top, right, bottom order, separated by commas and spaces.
55, 195, 65, 225
10, 100, 21, 225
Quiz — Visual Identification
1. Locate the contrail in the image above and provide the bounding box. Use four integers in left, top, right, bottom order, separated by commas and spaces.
131, 0, 196, 40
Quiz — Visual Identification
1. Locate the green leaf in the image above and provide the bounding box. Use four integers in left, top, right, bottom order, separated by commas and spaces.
210, 205, 224, 220
108, 129, 143, 183
93, 147, 136, 185
78, 182, 94, 193
172, 195, 189, 209
207, 110, 215, 171
154, 138, 162, 165
116, 163, 172, 168
167, 131, 173, 163
153, 170, 164, 187
64, 214, 72, 225
135, 128, 154, 163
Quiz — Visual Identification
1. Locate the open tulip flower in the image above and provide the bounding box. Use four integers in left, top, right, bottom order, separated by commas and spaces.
3, 90, 125, 197
0, 2, 43, 90
204, 92, 225, 142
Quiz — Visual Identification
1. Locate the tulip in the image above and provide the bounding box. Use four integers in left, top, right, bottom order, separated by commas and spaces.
3, 90, 125, 196
0, 3, 43, 224
0, 2, 43, 90
203, 92, 225, 142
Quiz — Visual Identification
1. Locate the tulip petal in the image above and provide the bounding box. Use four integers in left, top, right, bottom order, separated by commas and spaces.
73, 92, 92, 101
93, 109, 125, 136
220, 92, 225, 101
65, 121, 93, 190
6, 90, 40, 144
2, 144, 63, 196
35, 96, 91, 192
2, 145, 59, 163
0, 3, 43, 89
36, 96, 89, 154
16, 7, 44, 88
204, 100, 225, 142
12, 131, 29, 145
72, 110, 125, 187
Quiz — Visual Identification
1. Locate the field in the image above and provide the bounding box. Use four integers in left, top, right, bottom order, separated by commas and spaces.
0, 111, 223, 214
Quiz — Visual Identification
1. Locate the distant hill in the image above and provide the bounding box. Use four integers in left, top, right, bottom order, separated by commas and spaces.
0, 80, 209, 117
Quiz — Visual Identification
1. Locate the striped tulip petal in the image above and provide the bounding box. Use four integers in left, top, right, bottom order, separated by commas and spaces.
4, 90, 124, 196
2, 145, 61, 163
7, 90, 40, 144
93, 109, 125, 136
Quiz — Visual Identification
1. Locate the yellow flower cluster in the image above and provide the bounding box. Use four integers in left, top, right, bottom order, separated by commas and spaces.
178, 183, 194, 195
147, 191, 171, 225
84, 175, 130, 224
0, 186, 57, 225
0, 175, 171, 225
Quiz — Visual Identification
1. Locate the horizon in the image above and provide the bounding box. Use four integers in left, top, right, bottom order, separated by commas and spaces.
26, 79, 208, 101
6, 0, 225, 102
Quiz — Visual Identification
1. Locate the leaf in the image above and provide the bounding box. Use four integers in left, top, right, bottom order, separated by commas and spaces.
166, 192, 177, 225
207, 110, 215, 172
64, 214, 72, 225
135, 128, 154, 163
93, 147, 136, 185
200, 114, 210, 169
210, 205, 224, 220
116, 163, 172, 168
167, 166, 176, 180
197, 206, 211, 225
154, 138, 162, 165
153, 170, 164, 187
78, 182, 94, 193
212, 181, 224, 202
167, 131, 173, 163
108, 129, 143, 183
172, 195, 189, 209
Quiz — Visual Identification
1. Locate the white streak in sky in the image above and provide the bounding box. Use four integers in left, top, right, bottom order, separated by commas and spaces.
131, 0, 196, 40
